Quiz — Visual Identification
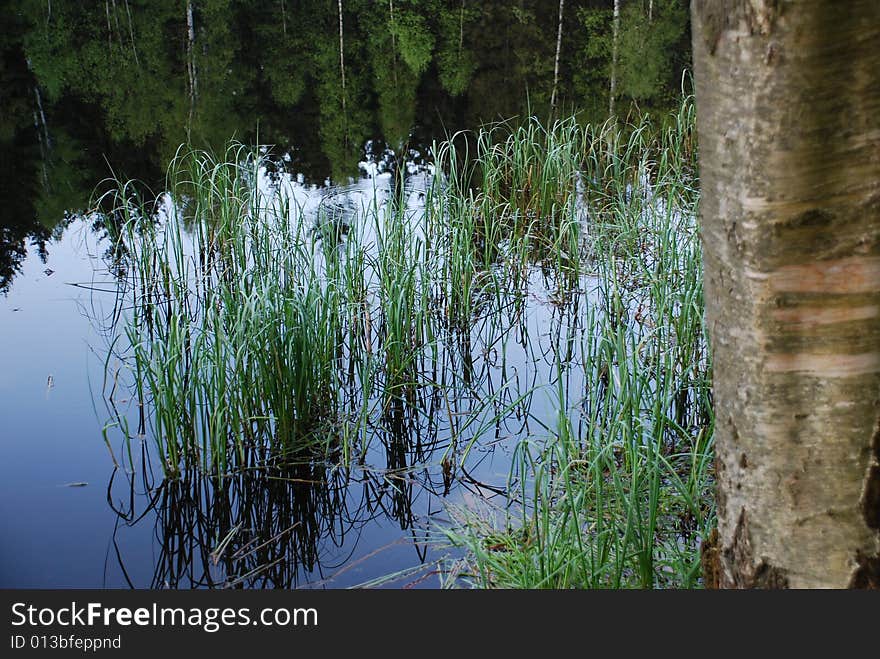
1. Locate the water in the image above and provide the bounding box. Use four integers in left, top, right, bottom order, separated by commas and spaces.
0, 154, 598, 588
0, 163, 561, 588
1, 1, 693, 588
0, 224, 122, 586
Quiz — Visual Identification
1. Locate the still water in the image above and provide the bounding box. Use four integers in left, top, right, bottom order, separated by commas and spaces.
0, 157, 585, 588
1, 1, 690, 588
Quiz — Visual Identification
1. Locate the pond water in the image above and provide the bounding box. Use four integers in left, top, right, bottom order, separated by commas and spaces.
1, 1, 695, 589
0, 156, 591, 588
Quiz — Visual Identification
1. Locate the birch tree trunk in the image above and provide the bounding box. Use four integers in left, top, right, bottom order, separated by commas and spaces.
185, 0, 198, 131
389, 0, 398, 85
280, 0, 287, 37
337, 0, 347, 117
692, 0, 880, 588
609, 0, 620, 116
550, 0, 564, 113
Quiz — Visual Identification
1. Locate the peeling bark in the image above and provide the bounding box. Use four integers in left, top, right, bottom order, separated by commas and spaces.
860, 421, 880, 531
849, 551, 880, 589
700, 528, 722, 589
691, 0, 880, 588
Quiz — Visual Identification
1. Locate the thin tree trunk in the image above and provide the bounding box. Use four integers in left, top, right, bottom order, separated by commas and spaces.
458, 0, 465, 59
337, 0, 350, 153
28, 63, 51, 185
186, 0, 197, 131
389, 0, 398, 85
389, 0, 395, 48
33, 84, 49, 149
32, 79, 51, 188
692, 0, 880, 588
33, 106, 48, 187
124, 0, 139, 65
609, 0, 620, 116
105, 1, 113, 50
281, 0, 287, 37
110, 0, 123, 50
338, 0, 347, 117
550, 0, 564, 113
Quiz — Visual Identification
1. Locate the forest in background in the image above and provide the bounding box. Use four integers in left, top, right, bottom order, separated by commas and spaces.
0, 0, 690, 294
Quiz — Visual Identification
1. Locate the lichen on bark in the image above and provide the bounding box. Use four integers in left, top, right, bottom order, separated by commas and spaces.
692, 0, 880, 588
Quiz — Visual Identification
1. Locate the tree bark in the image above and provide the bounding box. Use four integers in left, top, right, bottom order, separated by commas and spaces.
389, 0, 398, 85
550, 0, 564, 113
186, 1, 197, 103
609, 0, 620, 116
185, 0, 198, 133
124, 0, 139, 65
338, 0, 347, 117
692, 0, 880, 588
281, 0, 287, 37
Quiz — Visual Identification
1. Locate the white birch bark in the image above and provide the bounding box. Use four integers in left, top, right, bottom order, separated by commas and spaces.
692, 0, 880, 589
550, 0, 565, 112
609, 0, 620, 116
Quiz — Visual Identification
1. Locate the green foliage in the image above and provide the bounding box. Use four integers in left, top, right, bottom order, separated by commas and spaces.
312, 26, 371, 181
576, 0, 690, 122
361, 1, 419, 150
0, 7, 37, 141
575, 5, 613, 122
19, 0, 78, 101
98, 93, 710, 587
618, 0, 688, 105
509, 3, 554, 109
250, 1, 310, 107
436, 0, 478, 96
21, 0, 189, 147
389, 0, 436, 75
11, 1, 694, 183
441, 97, 712, 588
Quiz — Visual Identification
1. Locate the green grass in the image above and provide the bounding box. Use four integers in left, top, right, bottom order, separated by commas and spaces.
99, 94, 713, 588
438, 97, 712, 588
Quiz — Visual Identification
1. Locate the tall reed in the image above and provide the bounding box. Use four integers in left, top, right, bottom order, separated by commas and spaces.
99, 95, 713, 588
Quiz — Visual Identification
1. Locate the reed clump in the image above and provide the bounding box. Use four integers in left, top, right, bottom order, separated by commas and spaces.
105, 146, 353, 475
439, 97, 713, 588
100, 95, 712, 588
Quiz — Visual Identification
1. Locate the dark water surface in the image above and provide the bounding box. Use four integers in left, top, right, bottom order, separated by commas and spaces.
1, 1, 690, 588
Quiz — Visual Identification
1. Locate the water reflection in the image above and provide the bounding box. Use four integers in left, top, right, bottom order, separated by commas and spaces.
103, 344, 523, 589
104, 377, 524, 588
1, 2, 702, 588
1, 1, 690, 295
96, 162, 534, 586
109, 455, 429, 589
